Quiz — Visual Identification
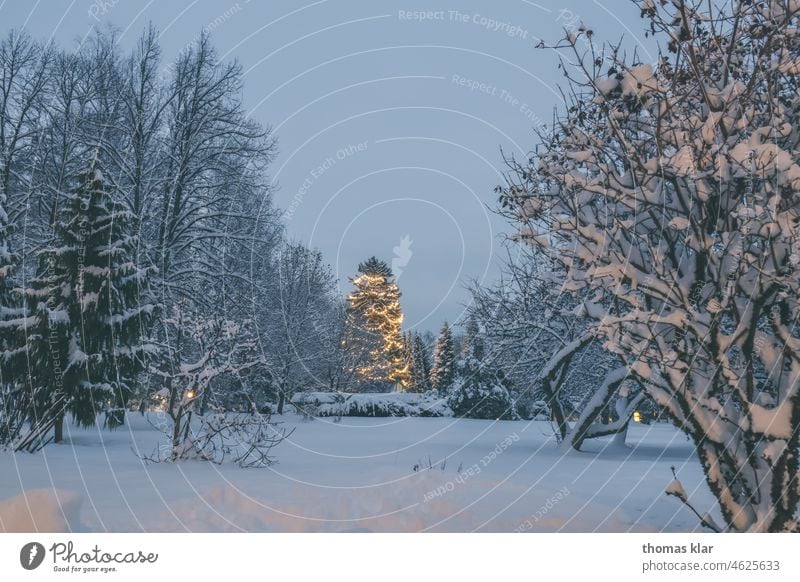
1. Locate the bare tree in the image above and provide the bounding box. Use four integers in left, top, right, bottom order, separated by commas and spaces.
315, 299, 368, 394
261, 242, 336, 413
148, 304, 273, 461
0, 27, 288, 458
0, 30, 51, 220
468, 246, 616, 432
155, 33, 275, 307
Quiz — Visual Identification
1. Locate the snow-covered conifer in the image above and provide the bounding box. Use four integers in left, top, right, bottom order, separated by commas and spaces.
448, 316, 516, 419
431, 322, 456, 394
346, 257, 408, 390
404, 332, 432, 393
19, 157, 154, 443
0, 187, 26, 444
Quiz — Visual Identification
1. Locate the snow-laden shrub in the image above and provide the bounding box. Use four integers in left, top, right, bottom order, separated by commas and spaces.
527, 399, 551, 421
291, 391, 451, 418
142, 407, 292, 467
447, 357, 517, 420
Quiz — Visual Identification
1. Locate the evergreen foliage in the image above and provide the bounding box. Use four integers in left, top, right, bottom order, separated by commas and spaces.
346, 257, 408, 390
431, 322, 456, 394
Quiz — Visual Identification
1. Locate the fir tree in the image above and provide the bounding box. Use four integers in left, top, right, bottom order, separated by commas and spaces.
346, 257, 408, 390
19, 241, 74, 445
448, 358, 516, 420
405, 331, 432, 393
0, 188, 20, 372
448, 317, 516, 419
431, 321, 456, 394
19, 157, 154, 444
461, 315, 484, 361
0, 188, 26, 444
76, 162, 155, 427
413, 333, 432, 392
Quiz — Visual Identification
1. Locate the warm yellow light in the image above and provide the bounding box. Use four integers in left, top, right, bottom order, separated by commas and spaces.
186, 390, 195, 399
633, 411, 641, 423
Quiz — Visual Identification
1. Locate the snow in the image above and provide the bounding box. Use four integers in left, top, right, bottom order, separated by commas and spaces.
666, 145, 696, 176
593, 78, 619, 97
291, 391, 451, 417
620, 64, 659, 98
46, 307, 70, 324
664, 479, 687, 501
0, 489, 83, 532
567, 150, 594, 163
0, 412, 715, 532
668, 216, 690, 230
747, 402, 794, 440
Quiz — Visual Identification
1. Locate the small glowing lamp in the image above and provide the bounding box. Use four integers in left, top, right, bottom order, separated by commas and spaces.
633, 411, 642, 423
186, 389, 195, 399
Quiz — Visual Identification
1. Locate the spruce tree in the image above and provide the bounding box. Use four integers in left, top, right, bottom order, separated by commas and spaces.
0, 189, 20, 372
20, 240, 74, 445
461, 315, 484, 361
0, 189, 26, 443
76, 162, 155, 427
431, 322, 455, 394
415, 333, 432, 393
20, 157, 154, 443
346, 257, 409, 390
404, 332, 432, 393
448, 317, 516, 420
448, 358, 516, 420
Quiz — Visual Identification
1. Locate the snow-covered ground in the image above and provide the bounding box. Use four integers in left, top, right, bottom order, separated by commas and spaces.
0, 413, 717, 532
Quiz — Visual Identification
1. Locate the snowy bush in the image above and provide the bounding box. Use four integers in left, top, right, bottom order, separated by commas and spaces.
291, 391, 451, 418
447, 357, 518, 420
141, 308, 296, 466
527, 400, 551, 421
143, 407, 292, 467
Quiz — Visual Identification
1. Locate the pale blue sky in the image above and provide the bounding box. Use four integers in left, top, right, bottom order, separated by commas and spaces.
1, 0, 654, 331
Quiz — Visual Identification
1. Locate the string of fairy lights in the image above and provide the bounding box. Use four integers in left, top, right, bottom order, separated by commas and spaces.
346, 258, 410, 390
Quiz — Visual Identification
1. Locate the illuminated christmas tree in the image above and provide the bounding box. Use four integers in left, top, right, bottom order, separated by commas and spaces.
346, 257, 409, 390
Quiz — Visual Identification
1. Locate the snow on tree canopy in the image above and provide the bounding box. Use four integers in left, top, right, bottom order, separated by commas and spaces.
431, 322, 456, 394
346, 257, 409, 389
500, 0, 800, 532
16, 157, 155, 435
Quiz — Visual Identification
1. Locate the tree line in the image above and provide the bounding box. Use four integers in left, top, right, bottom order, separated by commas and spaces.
0, 27, 348, 456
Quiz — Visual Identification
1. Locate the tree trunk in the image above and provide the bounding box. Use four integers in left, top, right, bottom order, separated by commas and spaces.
545, 363, 570, 440
54, 412, 64, 444
612, 420, 629, 447
171, 413, 182, 459
199, 389, 208, 415
277, 391, 286, 415
539, 333, 593, 441
562, 366, 629, 451
550, 403, 568, 441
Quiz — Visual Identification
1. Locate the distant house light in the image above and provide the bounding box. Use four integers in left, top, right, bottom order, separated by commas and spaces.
633, 411, 642, 423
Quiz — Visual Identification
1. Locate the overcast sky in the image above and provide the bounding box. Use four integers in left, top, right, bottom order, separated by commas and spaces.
1, 0, 654, 332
